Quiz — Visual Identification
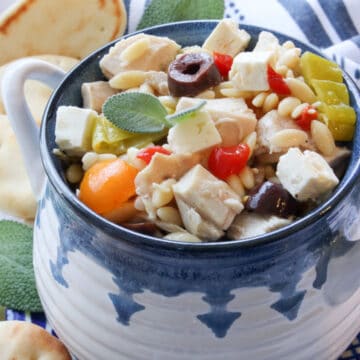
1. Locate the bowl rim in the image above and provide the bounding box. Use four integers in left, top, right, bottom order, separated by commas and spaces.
40, 19, 360, 251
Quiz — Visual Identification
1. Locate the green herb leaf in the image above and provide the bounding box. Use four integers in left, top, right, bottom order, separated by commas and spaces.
102, 92, 169, 133
0, 221, 42, 312
137, 0, 225, 30
165, 100, 206, 124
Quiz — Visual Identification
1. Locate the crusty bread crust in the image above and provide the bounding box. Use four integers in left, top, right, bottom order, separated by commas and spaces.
0, 0, 127, 65
0, 320, 71, 359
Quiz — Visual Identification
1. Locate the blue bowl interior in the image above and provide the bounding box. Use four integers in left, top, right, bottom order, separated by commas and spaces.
40, 20, 360, 249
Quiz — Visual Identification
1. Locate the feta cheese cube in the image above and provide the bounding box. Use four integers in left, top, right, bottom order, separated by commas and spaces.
229, 51, 273, 91
167, 111, 221, 153
55, 106, 97, 156
202, 19, 251, 57
276, 148, 339, 201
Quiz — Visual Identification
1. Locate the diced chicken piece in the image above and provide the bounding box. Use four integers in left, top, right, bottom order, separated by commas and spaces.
256, 110, 309, 154
167, 111, 221, 154
202, 19, 251, 57
253, 31, 279, 53
176, 198, 224, 241
81, 81, 118, 113
135, 152, 200, 196
100, 33, 180, 79
229, 51, 274, 91
144, 71, 169, 95
55, 106, 97, 156
215, 114, 257, 146
216, 118, 246, 146
276, 148, 339, 202
227, 212, 292, 239
173, 164, 243, 230
176, 97, 257, 145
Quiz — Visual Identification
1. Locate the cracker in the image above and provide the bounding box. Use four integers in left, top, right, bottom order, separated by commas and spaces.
0, 0, 127, 65
0, 320, 71, 360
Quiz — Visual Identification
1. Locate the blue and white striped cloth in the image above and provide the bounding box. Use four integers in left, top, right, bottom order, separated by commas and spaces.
123, 0, 360, 88
222, 0, 360, 87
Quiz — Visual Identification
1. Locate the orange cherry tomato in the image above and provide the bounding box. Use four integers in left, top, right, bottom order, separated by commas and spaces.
79, 158, 138, 215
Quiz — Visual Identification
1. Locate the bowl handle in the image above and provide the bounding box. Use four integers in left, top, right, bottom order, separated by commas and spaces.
1, 59, 66, 200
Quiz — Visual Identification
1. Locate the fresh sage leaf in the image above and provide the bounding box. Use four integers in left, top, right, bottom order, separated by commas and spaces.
102, 92, 169, 133
137, 0, 225, 30
0, 221, 42, 312
165, 100, 206, 124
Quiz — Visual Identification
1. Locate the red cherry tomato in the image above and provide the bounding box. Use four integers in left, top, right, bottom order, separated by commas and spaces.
295, 105, 318, 131
208, 144, 250, 180
136, 146, 171, 164
213, 52, 233, 78
267, 64, 291, 95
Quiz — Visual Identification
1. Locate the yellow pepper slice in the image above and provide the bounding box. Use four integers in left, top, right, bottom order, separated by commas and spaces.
311, 79, 349, 105
301, 51, 356, 141
92, 116, 136, 154
319, 103, 356, 141
92, 115, 168, 154
301, 51, 343, 84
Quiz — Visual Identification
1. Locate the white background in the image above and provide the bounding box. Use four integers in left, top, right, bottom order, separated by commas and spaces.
0, 0, 14, 13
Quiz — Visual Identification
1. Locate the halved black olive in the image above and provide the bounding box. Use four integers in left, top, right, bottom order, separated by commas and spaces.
245, 181, 299, 218
167, 52, 221, 97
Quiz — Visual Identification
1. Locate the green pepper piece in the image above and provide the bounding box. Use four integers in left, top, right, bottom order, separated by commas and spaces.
311, 79, 349, 105
301, 52, 343, 84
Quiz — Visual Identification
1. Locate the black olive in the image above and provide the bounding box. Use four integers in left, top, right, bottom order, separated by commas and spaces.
167, 52, 221, 97
245, 181, 299, 218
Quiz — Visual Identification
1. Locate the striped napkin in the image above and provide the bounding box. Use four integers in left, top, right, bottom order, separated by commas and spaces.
124, 0, 360, 88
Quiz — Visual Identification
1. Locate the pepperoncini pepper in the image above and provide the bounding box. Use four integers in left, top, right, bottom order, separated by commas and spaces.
300, 51, 356, 141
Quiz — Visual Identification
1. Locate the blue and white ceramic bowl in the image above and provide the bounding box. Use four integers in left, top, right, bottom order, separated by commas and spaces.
3, 21, 360, 360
